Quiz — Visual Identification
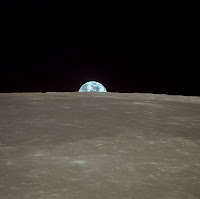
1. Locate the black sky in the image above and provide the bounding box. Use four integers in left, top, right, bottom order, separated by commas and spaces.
1, 3, 198, 96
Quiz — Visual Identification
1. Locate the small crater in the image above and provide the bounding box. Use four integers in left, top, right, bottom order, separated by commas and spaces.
71, 160, 86, 164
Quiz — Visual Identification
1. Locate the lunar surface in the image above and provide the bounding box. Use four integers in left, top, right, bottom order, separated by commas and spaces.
0, 92, 200, 199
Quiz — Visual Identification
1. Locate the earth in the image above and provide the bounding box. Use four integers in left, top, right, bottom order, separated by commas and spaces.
78, 81, 107, 92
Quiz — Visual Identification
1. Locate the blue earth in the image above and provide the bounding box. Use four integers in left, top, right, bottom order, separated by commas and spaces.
78, 81, 107, 92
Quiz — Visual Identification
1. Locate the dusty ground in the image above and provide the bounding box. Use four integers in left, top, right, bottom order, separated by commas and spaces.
0, 92, 200, 199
